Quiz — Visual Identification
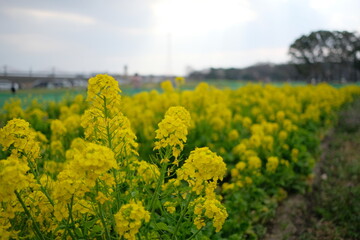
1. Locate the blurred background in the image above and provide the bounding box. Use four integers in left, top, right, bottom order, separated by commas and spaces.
0, 0, 359, 92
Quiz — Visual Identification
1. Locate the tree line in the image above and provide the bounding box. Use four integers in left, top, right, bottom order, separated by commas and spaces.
188, 30, 360, 83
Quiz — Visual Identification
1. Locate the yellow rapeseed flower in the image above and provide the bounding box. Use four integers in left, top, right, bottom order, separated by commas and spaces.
266, 156, 279, 173
0, 118, 40, 162
0, 155, 33, 202
192, 196, 228, 232
154, 106, 191, 159
177, 147, 226, 195
114, 201, 150, 240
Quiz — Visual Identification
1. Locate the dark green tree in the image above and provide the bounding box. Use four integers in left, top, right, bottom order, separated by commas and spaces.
289, 30, 360, 83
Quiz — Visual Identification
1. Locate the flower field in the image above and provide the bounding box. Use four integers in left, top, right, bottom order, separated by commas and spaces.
1, 74, 360, 240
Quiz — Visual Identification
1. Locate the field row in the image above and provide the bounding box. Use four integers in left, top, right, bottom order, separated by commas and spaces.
1, 75, 360, 239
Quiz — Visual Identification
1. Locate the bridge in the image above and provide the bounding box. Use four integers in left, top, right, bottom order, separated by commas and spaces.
0, 72, 91, 89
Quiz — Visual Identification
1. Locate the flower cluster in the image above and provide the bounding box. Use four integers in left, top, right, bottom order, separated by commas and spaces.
130, 160, 160, 186
86, 74, 122, 114
176, 147, 228, 231
175, 76, 185, 87
193, 197, 228, 232
266, 156, 279, 173
0, 155, 33, 202
1, 74, 360, 239
114, 201, 150, 240
50, 119, 67, 140
0, 118, 40, 162
53, 142, 116, 198
52, 141, 117, 221
154, 106, 191, 159
177, 147, 226, 194
81, 74, 138, 158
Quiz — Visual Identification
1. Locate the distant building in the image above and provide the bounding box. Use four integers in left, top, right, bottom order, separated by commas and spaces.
0, 80, 19, 91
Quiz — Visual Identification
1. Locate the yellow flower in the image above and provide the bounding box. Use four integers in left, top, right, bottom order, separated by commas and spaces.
52, 142, 117, 206
114, 201, 150, 240
0, 155, 34, 202
50, 140, 64, 156
3, 98, 24, 119
82, 75, 138, 158
50, 119, 67, 140
249, 134, 261, 148
222, 183, 235, 192
235, 161, 246, 171
247, 156, 262, 169
177, 147, 226, 195
174, 76, 185, 87
232, 143, 247, 155
82, 109, 139, 158
230, 169, 239, 178
0, 118, 40, 163
132, 160, 160, 186
26, 108, 48, 121
63, 114, 81, 132
66, 142, 117, 179
161, 80, 174, 93
43, 161, 64, 175
194, 216, 206, 230
291, 148, 299, 162
276, 111, 285, 122
86, 74, 121, 115
278, 130, 288, 141
96, 192, 109, 204
228, 129, 239, 141
154, 106, 191, 159
242, 117, 252, 128
164, 201, 176, 214
192, 196, 228, 232
263, 135, 274, 151
266, 156, 279, 173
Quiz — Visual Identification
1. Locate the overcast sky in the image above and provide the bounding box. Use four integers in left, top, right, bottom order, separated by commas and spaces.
0, 0, 359, 75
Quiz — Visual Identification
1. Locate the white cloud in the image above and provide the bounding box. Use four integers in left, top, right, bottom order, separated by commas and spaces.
4, 7, 96, 25
0, 33, 72, 53
308, 0, 360, 32
1, 1, 359, 75
152, 0, 257, 36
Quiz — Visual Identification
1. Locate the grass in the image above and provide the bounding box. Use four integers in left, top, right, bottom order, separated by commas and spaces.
300, 99, 360, 240
264, 99, 360, 240
0, 80, 358, 108
0, 88, 86, 108
0, 80, 251, 108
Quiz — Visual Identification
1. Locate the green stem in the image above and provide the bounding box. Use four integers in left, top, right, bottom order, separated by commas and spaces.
96, 180, 111, 240
144, 152, 170, 236
188, 228, 202, 240
112, 169, 121, 210
81, 213, 89, 239
103, 96, 113, 151
28, 160, 55, 206
171, 192, 193, 239
15, 190, 45, 240
98, 202, 111, 240
148, 162, 168, 214
66, 196, 77, 239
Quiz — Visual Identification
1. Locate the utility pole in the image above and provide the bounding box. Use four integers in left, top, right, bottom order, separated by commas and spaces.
124, 65, 128, 80
167, 33, 172, 77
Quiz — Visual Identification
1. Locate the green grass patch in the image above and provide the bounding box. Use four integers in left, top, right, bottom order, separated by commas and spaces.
305, 99, 360, 239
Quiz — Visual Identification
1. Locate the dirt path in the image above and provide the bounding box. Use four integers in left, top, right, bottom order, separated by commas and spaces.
263, 100, 360, 240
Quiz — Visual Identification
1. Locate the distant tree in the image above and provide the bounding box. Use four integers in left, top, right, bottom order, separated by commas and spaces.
289, 30, 360, 82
